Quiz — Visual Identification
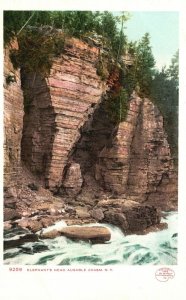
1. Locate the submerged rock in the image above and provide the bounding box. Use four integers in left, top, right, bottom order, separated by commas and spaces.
4, 233, 38, 250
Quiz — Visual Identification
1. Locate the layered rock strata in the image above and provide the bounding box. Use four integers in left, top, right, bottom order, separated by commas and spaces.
96, 92, 177, 210
21, 38, 107, 191
4, 36, 177, 238
4, 40, 24, 188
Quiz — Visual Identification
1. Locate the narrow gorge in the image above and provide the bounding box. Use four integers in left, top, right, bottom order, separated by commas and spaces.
4, 30, 178, 264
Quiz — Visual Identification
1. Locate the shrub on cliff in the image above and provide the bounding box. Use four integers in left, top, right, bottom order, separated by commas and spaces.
4, 11, 128, 60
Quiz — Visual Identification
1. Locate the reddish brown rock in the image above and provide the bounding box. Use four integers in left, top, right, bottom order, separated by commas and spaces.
26, 219, 43, 233
96, 92, 177, 210
4, 40, 24, 188
90, 208, 104, 221
75, 206, 90, 219
4, 221, 13, 230
40, 229, 61, 239
62, 163, 83, 195
21, 37, 107, 191
59, 226, 111, 243
101, 199, 161, 234
4, 208, 21, 221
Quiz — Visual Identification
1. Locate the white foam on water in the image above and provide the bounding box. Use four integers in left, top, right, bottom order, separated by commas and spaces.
37, 220, 67, 234
4, 212, 178, 266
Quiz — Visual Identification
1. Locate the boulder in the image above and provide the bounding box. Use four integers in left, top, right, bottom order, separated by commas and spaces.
62, 163, 83, 196
4, 234, 38, 250
104, 210, 129, 232
4, 208, 21, 221
41, 217, 55, 228
75, 206, 90, 219
40, 229, 61, 239
4, 221, 13, 230
101, 200, 161, 234
90, 208, 104, 221
59, 226, 111, 243
4, 197, 17, 209
122, 205, 160, 233
26, 219, 43, 233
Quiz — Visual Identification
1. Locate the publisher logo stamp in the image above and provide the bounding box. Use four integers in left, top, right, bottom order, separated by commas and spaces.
155, 268, 175, 282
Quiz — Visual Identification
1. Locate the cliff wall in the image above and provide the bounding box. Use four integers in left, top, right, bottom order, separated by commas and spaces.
21, 38, 107, 192
4, 40, 24, 188
96, 92, 177, 210
4, 37, 177, 216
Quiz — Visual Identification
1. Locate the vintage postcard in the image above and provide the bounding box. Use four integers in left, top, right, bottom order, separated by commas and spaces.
1, 0, 186, 299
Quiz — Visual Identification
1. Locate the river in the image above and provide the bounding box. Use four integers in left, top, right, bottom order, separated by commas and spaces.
4, 211, 177, 265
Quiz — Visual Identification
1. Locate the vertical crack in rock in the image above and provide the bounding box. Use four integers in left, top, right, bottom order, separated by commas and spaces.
96, 92, 177, 210
96, 92, 143, 195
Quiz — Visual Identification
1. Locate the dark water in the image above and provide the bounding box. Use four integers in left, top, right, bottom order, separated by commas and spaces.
4, 212, 177, 265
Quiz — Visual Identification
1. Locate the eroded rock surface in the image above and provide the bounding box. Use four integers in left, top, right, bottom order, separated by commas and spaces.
96, 93, 177, 210
4, 40, 24, 188
21, 38, 107, 192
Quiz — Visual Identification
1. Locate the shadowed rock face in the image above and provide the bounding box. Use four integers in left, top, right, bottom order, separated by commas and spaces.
95, 199, 161, 235
95, 93, 177, 210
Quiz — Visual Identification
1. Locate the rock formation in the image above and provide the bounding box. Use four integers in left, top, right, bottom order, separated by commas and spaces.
3, 36, 178, 237
95, 92, 177, 210
21, 38, 107, 192
4, 40, 24, 188
40, 226, 111, 243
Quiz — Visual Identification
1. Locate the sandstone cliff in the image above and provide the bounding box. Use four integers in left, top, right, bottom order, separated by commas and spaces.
3, 37, 178, 235
4, 40, 24, 188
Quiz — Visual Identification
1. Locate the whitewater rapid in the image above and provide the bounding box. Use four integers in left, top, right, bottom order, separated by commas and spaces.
4, 212, 177, 265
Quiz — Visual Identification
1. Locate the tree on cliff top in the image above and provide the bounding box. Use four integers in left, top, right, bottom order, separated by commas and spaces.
122, 33, 156, 97
4, 10, 128, 60
151, 51, 179, 160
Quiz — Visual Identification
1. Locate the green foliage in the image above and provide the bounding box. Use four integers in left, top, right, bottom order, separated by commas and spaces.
151, 51, 179, 160
4, 11, 128, 60
123, 33, 155, 97
104, 88, 128, 123
9, 27, 65, 77
96, 56, 110, 81
167, 50, 179, 88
